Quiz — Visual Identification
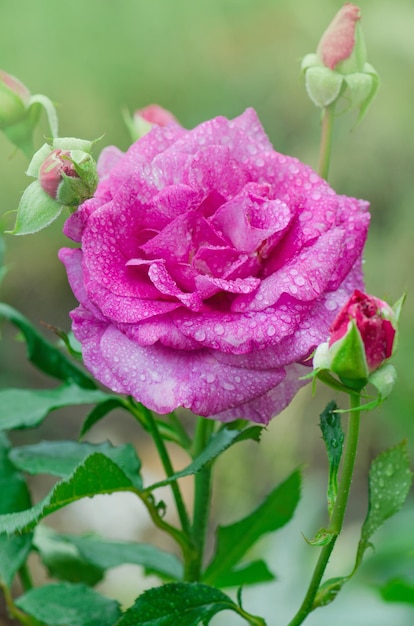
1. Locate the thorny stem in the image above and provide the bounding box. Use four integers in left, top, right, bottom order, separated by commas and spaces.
287, 394, 361, 626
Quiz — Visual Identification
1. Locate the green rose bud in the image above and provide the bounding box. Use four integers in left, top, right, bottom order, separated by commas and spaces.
0, 69, 30, 129
301, 4, 379, 122
39, 148, 98, 206
7, 138, 98, 235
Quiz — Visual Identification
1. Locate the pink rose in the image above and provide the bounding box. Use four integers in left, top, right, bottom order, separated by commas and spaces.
329, 290, 396, 373
59, 109, 369, 424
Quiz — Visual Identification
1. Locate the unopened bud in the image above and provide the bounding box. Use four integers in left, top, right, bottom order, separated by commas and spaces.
313, 290, 401, 393
125, 104, 178, 141
39, 148, 98, 206
301, 4, 379, 121
317, 4, 363, 71
8, 137, 99, 235
0, 69, 30, 129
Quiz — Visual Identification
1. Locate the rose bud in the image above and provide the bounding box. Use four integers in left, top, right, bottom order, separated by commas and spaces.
39, 148, 98, 207
313, 290, 400, 390
0, 69, 31, 129
301, 4, 378, 120
317, 3, 363, 72
125, 104, 178, 141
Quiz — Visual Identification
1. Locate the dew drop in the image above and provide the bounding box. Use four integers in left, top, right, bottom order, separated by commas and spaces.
326, 413, 336, 427
194, 329, 206, 342
385, 464, 395, 477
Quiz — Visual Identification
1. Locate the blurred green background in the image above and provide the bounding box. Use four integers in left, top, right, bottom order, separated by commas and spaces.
0, 0, 413, 624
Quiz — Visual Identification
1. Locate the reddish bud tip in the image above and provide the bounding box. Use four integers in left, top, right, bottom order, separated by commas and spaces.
0, 70, 30, 103
135, 104, 177, 127
39, 149, 77, 200
329, 290, 396, 372
0, 69, 31, 129
317, 3, 361, 70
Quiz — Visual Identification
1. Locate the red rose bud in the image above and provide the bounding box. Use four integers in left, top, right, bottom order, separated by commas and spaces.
329, 290, 396, 373
39, 148, 98, 207
0, 69, 31, 129
313, 290, 399, 389
127, 104, 178, 140
301, 4, 378, 120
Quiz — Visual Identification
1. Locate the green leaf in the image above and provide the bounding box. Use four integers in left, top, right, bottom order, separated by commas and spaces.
0, 534, 33, 588
313, 576, 348, 608
379, 578, 414, 605
80, 397, 130, 438
9, 440, 142, 486
15, 583, 121, 626
0, 451, 143, 535
0, 432, 31, 513
203, 469, 301, 585
0, 303, 96, 388
7, 180, 64, 235
145, 425, 262, 492
0, 384, 115, 430
52, 532, 183, 581
304, 527, 336, 547
33, 526, 104, 586
212, 559, 275, 588
0, 434, 33, 588
116, 582, 265, 626
355, 441, 413, 570
319, 401, 344, 516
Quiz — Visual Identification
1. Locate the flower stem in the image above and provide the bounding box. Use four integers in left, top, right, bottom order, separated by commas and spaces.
167, 411, 193, 451
131, 402, 192, 537
287, 394, 361, 626
184, 417, 215, 581
317, 104, 336, 180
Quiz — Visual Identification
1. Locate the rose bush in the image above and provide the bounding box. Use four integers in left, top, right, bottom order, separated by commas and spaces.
59, 108, 369, 423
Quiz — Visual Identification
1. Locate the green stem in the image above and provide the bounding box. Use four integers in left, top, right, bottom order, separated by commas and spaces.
185, 417, 215, 581
139, 406, 192, 537
317, 103, 336, 180
18, 563, 33, 592
1, 583, 35, 626
287, 394, 361, 626
167, 411, 193, 451
139, 491, 192, 558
